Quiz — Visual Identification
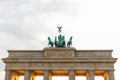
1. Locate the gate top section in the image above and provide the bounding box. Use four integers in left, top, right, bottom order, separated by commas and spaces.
5, 48, 114, 59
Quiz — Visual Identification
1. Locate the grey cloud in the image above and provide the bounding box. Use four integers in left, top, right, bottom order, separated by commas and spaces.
0, 0, 80, 18
3, 0, 79, 15
41, 0, 68, 13
37, 0, 79, 15
0, 0, 80, 29
0, 0, 79, 46
0, 23, 31, 39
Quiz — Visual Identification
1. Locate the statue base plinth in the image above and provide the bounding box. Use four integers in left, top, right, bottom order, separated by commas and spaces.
43, 47, 76, 58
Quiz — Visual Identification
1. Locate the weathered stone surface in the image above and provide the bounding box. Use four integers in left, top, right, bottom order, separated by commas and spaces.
87, 70, 94, 80
3, 48, 117, 70
8, 50, 43, 59
5, 70, 11, 80
6, 48, 114, 59
2, 48, 117, 80
75, 50, 113, 58
6, 62, 114, 70
43, 48, 75, 58
24, 70, 31, 80
69, 70, 75, 80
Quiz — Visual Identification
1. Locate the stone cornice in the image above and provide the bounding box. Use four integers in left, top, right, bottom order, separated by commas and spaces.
76, 50, 113, 52
2, 58, 117, 63
7, 49, 113, 52
8, 50, 43, 52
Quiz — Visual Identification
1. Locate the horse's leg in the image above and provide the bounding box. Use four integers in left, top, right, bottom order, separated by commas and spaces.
51, 43, 53, 47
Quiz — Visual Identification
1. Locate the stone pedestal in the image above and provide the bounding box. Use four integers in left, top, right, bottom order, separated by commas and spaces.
43, 48, 76, 58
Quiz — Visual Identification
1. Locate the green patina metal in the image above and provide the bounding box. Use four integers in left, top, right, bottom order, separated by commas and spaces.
48, 26, 72, 48
54, 35, 66, 47
48, 37, 53, 47
67, 36, 72, 47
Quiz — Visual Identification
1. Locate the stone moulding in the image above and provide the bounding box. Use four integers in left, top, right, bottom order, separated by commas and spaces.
5, 48, 114, 59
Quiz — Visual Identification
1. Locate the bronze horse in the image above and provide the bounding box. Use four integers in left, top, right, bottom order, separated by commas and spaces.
67, 36, 72, 47
48, 37, 53, 47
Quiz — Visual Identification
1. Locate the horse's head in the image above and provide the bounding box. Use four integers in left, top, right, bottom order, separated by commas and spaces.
48, 37, 51, 41
70, 36, 72, 41
55, 36, 57, 39
55, 36, 57, 41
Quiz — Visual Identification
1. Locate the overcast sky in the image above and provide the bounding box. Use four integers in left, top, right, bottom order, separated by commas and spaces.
0, 0, 120, 80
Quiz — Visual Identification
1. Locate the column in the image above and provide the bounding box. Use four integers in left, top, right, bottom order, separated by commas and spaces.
108, 70, 115, 80
87, 70, 94, 80
104, 70, 115, 80
44, 70, 51, 80
24, 70, 31, 80
69, 70, 75, 80
5, 70, 12, 80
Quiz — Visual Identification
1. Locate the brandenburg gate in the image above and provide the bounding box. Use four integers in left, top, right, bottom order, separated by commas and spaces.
2, 27, 117, 80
